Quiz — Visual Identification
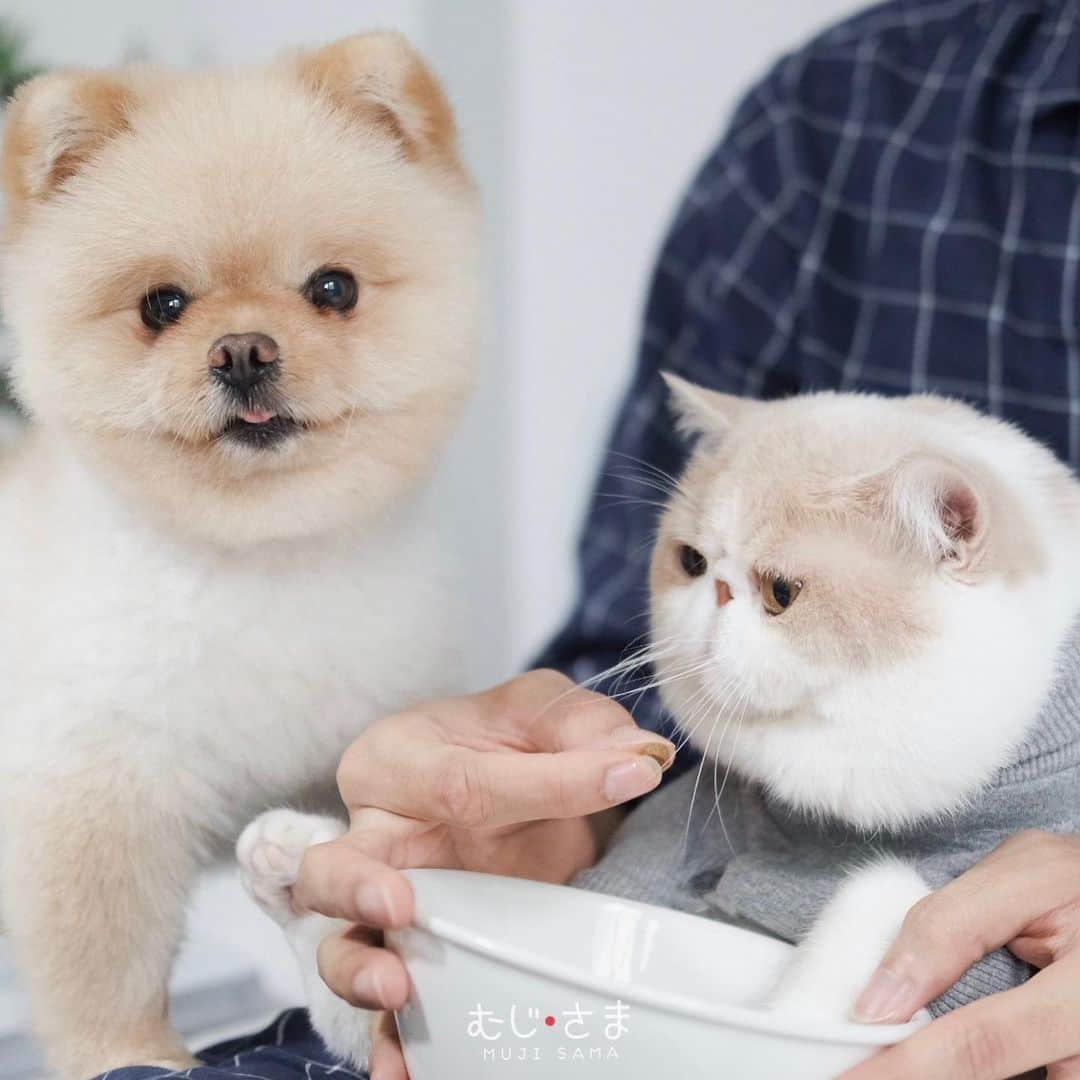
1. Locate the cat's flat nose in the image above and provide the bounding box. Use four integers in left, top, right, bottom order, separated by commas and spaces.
715, 579, 733, 606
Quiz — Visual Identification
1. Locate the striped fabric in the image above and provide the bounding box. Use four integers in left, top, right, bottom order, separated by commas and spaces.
100, 1, 1080, 1075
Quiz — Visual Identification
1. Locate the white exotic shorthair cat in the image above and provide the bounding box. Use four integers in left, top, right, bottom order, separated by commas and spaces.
637, 376, 1080, 1015
0, 32, 476, 1079
239, 376, 1080, 1065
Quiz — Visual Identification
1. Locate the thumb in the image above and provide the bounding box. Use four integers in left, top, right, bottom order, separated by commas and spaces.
854, 832, 1079, 1023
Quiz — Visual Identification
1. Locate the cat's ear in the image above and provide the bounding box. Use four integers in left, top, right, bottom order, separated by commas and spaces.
871, 454, 986, 572
293, 32, 461, 171
2, 70, 137, 214
662, 373, 751, 441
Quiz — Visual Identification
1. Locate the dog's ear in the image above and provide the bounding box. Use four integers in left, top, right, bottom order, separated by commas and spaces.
294, 32, 461, 170
2, 70, 136, 214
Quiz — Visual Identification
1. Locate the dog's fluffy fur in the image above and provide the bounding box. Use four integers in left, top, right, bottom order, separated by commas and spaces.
0, 34, 477, 1077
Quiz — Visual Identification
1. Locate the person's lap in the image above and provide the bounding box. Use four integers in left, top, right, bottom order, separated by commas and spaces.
97, 1011, 360, 1080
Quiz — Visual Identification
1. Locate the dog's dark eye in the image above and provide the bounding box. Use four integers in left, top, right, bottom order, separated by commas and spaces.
761, 574, 803, 616
306, 268, 358, 313
141, 287, 189, 330
679, 544, 708, 578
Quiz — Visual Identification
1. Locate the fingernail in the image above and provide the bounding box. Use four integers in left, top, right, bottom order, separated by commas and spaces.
853, 966, 919, 1023
353, 966, 387, 1007
356, 881, 398, 926
604, 757, 662, 802
606, 730, 677, 770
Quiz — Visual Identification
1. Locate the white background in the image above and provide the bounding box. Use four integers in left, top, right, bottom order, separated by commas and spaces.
0, 0, 865, 1047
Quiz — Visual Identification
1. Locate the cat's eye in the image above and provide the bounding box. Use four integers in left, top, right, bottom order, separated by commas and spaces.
141, 286, 189, 330
679, 544, 708, 578
761, 574, 803, 616
306, 267, 358, 313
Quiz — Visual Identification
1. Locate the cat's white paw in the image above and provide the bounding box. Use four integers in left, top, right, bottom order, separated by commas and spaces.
768, 858, 931, 1021
237, 809, 346, 926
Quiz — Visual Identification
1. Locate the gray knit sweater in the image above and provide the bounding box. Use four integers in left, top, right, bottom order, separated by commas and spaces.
572, 639, 1080, 1016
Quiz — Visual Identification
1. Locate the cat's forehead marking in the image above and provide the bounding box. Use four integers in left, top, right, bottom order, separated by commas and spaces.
701, 470, 737, 539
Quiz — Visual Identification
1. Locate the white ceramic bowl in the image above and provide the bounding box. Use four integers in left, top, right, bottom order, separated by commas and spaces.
386, 869, 922, 1080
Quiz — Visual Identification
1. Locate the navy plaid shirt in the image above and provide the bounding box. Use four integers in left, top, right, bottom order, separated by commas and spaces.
100, 1, 1080, 1076
537, 0, 1080, 751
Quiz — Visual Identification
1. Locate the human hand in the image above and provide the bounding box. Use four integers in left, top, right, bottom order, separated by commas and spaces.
292, 669, 676, 1079
841, 830, 1080, 1080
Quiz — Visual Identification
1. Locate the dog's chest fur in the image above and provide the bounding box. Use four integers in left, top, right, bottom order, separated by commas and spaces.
0, 436, 456, 836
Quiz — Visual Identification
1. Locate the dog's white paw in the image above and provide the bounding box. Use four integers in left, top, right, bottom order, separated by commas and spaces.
237, 809, 345, 926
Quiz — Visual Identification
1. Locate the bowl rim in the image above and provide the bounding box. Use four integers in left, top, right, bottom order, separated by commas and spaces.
401, 869, 925, 1048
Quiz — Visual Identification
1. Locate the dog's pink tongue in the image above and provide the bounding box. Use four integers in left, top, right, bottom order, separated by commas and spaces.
238, 408, 277, 424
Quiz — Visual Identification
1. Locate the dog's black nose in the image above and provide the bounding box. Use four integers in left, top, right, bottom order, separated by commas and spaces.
208, 332, 280, 391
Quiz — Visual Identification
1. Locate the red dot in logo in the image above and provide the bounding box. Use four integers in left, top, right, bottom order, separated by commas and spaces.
544, 1015, 556, 1027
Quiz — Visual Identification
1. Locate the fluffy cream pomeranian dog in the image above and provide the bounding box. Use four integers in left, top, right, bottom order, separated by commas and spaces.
0, 33, 477, 1078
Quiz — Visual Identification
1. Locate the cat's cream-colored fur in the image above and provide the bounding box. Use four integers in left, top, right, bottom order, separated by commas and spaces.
0, 34, 477, 1078
652, 377, 1080, 829
650, 376, 1080, 1018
